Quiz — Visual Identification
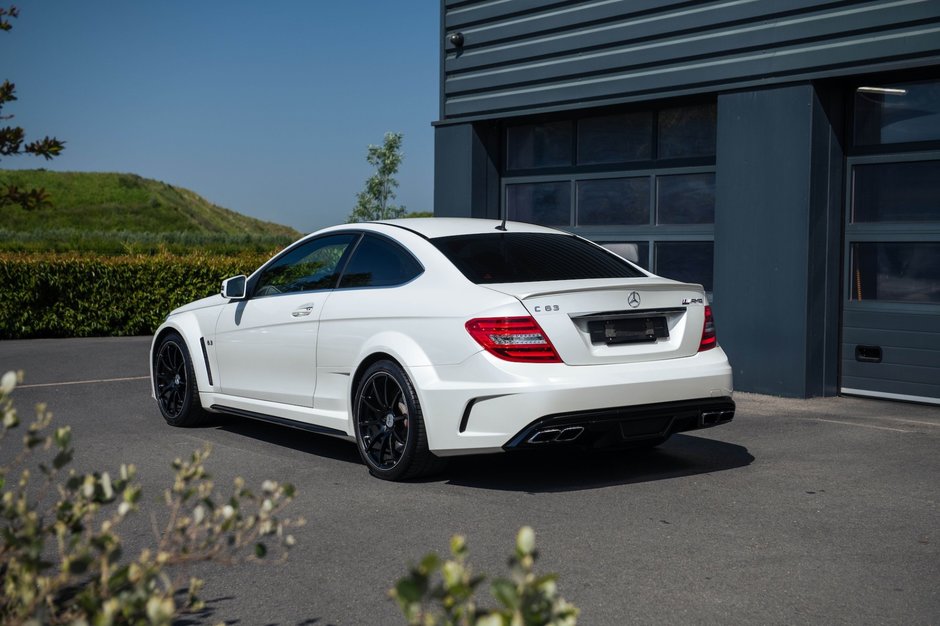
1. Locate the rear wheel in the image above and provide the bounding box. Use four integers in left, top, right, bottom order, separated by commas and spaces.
354, 360, 444, 481
153, 333, 207, 427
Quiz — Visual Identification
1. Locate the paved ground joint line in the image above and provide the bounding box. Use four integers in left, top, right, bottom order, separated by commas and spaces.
18, 376, 150, 389
812, 417, 912, 433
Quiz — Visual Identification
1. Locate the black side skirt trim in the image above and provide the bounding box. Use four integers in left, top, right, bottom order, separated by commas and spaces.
210, 405, 348, 439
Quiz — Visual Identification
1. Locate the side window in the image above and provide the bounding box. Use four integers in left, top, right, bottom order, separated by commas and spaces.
338, 234, 423, 289
253, 234, 357, 297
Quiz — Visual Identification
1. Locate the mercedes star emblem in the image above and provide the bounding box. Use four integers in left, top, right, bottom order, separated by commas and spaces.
627, 291, 641, 308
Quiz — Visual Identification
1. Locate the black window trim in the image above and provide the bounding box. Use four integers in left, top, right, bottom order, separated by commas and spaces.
334, 231, 426, 291
247, 229, 427, 298
247, 231, 362, 299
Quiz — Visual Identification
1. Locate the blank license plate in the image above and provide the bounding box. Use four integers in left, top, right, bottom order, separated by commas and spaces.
588, 316, 669, 345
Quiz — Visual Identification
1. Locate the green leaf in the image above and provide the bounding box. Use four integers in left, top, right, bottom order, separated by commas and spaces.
254, 542, 267, 558
52, 449, 73, 470
419, 552, 440, 573
54, 425, 71, 448
450, 534, 468, 558
393, 578, 424, 605
491, 578, 518, 609
68, 554, 92, 575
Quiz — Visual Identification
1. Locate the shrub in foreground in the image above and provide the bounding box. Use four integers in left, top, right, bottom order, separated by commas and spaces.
392, 527, 579, 626
0, 371, 304, 625
0, 368, 577, 625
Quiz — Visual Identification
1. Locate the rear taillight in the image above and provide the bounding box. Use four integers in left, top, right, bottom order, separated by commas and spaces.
699, 305, 717, 352
465, 316, 562, 363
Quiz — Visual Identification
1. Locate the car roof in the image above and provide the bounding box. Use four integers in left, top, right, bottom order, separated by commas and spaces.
370, 217, 565, 239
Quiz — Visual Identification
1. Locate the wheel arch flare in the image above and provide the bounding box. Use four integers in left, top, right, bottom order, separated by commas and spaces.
150, 316, 214, 400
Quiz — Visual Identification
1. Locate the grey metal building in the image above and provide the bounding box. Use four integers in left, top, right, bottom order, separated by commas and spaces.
432, 0, 940, 402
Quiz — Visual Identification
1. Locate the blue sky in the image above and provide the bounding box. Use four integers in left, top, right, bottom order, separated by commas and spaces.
3, 1, 439, 232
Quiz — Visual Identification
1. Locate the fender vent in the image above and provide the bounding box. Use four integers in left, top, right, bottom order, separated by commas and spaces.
199, 337, 213, 386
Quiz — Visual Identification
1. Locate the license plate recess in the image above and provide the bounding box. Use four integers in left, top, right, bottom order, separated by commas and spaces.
588, 316, 669, 345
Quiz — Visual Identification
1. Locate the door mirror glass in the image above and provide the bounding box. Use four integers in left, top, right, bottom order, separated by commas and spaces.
221, 275, 247, 300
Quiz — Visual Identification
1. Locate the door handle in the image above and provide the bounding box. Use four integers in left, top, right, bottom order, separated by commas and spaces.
291, 304, 315, 318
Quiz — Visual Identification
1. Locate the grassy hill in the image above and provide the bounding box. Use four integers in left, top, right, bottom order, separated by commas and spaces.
0, 169, 301, 254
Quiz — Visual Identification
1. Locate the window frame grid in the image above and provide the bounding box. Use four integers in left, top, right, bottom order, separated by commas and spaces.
843, 149, 940, 312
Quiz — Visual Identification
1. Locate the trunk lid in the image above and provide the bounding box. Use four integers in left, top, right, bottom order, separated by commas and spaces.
484, 278, 708, 365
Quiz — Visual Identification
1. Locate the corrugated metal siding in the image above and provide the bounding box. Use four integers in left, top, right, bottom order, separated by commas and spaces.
441, 0, 940, 120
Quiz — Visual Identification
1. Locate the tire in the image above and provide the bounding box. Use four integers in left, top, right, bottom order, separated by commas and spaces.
353, 360, 445, 481
153, 332, 208, 427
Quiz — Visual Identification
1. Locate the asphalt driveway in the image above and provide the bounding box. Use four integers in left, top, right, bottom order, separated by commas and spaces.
1, 337, 938, 624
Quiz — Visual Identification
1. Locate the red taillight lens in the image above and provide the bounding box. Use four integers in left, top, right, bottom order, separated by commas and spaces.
699, 305, 717, 352
465, 316, 562, 363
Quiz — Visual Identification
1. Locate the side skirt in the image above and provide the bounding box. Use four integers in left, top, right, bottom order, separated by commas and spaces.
210, 405, 353, 440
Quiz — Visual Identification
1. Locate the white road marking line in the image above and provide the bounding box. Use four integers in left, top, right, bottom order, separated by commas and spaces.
18, 376, 150, 389
812, 418, 912, 433
870, 417, 940, 429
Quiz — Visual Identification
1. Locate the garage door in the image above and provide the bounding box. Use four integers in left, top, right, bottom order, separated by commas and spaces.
841, 79, 940, 404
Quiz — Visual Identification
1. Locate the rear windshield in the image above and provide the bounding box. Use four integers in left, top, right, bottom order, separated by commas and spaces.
431, 232, 644, 284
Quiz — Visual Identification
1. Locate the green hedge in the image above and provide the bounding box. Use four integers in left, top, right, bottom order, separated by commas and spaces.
0, 253, 268, 339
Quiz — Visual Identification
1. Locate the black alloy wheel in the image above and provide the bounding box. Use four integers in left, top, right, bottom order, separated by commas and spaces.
354, 360, 443, 481
154, 333, 206, 427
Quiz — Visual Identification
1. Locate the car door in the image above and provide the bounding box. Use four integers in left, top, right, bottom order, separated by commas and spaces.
314, 233, 425, 414
213, 232, 358, 407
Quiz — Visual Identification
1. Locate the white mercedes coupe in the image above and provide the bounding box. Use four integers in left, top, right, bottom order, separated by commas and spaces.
150, 218, 734, 480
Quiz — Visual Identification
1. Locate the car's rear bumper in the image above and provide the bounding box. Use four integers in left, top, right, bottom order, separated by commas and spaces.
504, 396, 734, 450
409, 346, 734, 456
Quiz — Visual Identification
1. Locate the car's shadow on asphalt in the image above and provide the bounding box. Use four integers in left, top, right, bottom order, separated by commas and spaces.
211, 416, 752, 493
440, 434, 753, 492
209, 415, 363, 465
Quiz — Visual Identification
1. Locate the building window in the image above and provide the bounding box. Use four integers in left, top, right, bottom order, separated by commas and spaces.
657, 173, 716, 224
506, 120, 573, 170
505, 182, 570, 226
577, 112, 653, 164
601, 242, 650, 269
657, 103, 717, 159
846, 78, 940, 307
850, 242, 940, 303
853, 79, 940, 146
655, 241, 715, 292
503, 101, 716, 292
851, 160, 940, 222
576, 178, 649, 226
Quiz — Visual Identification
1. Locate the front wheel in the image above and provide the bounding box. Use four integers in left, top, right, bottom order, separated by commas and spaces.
153, 332, 207, 427
353, 360, 444, 481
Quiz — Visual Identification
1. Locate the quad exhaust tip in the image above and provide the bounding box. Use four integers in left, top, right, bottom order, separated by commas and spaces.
527, 426, 585, 444
701, 410, 734, 427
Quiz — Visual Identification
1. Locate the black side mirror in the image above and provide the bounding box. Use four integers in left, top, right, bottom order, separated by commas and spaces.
221, 275, 247, 300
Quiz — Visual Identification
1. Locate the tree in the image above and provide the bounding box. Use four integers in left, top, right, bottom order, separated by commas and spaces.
0, 5, 65, 210
348, 132, 406, 222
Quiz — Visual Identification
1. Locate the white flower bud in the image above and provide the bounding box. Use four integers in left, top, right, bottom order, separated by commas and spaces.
1, 371, 16, 395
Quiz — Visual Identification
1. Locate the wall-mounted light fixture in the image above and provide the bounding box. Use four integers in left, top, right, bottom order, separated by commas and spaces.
857, 86, 908, 95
